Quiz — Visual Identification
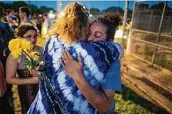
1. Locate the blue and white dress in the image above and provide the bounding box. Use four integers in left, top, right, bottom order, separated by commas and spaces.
28, 35, 120, 114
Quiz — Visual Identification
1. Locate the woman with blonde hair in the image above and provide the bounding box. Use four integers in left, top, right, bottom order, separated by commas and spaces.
28, 3, 120, 114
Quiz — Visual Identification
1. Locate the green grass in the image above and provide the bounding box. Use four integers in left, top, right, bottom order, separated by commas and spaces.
115, 85, 169, 114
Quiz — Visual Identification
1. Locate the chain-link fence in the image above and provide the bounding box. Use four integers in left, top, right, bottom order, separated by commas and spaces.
127, 1, 172, 71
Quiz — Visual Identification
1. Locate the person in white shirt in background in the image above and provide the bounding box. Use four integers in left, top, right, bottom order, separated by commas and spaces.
41, 13, 51, 38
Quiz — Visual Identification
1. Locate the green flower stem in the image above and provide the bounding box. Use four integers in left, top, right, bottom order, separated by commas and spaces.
22, 50, 34, 64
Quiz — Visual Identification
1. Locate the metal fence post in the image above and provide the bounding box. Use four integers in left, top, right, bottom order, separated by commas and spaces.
126, 1, 136, 54
151, 1, 167, 64
121, 0, 128, 47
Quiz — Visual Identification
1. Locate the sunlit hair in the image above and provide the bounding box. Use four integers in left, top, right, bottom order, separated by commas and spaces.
16, 23, 37, 37
49, 2, 89, 43
90, 13, 121, 41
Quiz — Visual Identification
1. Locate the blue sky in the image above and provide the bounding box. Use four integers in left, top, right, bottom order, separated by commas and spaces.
5, 1, 134, 11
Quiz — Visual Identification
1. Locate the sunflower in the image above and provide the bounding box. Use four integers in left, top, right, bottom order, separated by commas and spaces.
8, 38, 33, 59
21, 39, 33, 52
28, 52, 40, 61
11, 48, 22, 59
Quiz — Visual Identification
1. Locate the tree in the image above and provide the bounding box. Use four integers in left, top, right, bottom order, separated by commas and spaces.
0, 1, 55, 14
39, 6, 55, 14
151, 2, 165, 10
90, 8, 101, 15
12, 1, 28, 12
103, 6, 124, 14
28, 4, 39, 14
150, 2, 172, 16
136, 3, 149, 10
0, 2, 13, 10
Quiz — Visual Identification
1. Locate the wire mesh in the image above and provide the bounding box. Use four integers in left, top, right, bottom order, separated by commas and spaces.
155, 47, 172, 71
133, 1, 165, 33
130, 38, 155, 62
129, 0, 172, 71
161, 1, 172, 36
131, 30, 157, 43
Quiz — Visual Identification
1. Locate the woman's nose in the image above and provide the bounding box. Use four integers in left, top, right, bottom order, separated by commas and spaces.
88, 35, 94, 41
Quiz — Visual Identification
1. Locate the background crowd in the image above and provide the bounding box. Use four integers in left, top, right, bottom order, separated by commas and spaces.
0, 5, 55, 114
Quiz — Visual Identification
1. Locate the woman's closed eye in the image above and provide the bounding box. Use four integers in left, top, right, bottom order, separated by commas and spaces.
94, 32, 103, 39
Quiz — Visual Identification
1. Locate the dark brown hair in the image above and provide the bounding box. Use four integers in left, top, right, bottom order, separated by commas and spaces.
19, 6, 31, 17
16, 23, 37, 37
91, 13, 121, 41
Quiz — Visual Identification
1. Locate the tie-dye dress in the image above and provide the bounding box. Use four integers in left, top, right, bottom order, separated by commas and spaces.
28, 35, 119, 114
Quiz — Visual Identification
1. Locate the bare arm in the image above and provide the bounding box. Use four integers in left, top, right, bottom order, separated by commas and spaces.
73, 74, 114, 113
62, 50, 115, 113
6, 54, 38, 85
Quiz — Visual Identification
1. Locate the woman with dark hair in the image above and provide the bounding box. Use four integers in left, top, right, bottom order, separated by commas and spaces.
89, 13, 121, 41
28, 3, 120, 114
6, 23, 43, 114
62, 13, 123, 114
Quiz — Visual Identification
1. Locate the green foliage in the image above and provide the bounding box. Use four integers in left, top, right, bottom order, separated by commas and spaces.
0, 2, 13, 10
0, 1, 55, 14
90, 8, 102, 15
28, 4, 39, 14
39, 6, 54, 14
102, 6, 124, 14
137, 1, 172, 13
137, 3, 149, 9
0, 1, 132, 16
25, 57, 39, 70
12, 1, 27, 11
150, 2, 165, 10
115, 85, 169, 114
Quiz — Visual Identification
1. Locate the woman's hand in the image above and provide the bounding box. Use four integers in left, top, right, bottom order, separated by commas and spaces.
30, 76, 39, 84
61, 50, 115, 113
30, 69, 41, 77
62, 50, 83, 79
30, 61, 45, 77
61, 50, 114, 113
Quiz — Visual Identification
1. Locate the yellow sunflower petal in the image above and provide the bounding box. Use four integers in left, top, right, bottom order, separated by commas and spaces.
29, 52, 40, 61
11, 48, 22, 59
22, 39, 33, 52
